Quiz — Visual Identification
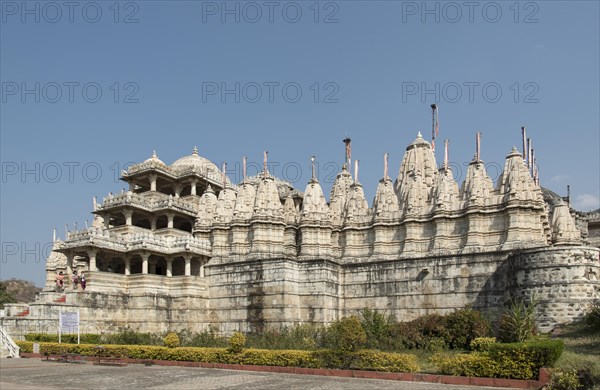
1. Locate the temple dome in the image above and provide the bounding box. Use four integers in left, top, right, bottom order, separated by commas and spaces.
144, 151, 166, 166
171, 147, 231, 185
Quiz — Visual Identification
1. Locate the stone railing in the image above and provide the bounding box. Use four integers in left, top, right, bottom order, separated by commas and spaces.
0, 322, 21, 358
99, 192, 198, 215
61, 228, 211, 255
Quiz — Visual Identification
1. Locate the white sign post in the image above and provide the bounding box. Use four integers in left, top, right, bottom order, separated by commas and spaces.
59, 310, 80, 344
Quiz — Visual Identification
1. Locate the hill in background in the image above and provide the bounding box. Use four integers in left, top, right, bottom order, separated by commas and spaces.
0, 279, 41, 308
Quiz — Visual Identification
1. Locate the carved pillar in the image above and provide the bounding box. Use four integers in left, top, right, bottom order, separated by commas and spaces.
124, 256, 131, 275
104, 214, 110, 229
141, 253, 149, 274
87, 249, 97, 272
199, 257, 205, 278
149, 174, 158, 192
174, 184, 182, 199
123, 209, 133, 226
150, 216, 157, 230
190, 180, 198, 196
167, 213, 174, 229
183, 255, 192, 276
166, 256, 173, 277
128, 182, 135, 192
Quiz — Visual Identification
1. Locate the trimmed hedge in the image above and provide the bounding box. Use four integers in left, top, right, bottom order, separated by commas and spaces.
24, 333, 101, 344
432, 339, 564, 380
15, 341, 419, 373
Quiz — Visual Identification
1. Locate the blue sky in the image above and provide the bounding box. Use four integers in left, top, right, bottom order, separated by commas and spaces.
1, 0, 599, 286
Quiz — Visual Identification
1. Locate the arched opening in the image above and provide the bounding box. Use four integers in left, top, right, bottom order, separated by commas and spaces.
132, 212, 151, 229
156, 215, 168, 229
172, 257, 185, 276
174, 216, 193, 232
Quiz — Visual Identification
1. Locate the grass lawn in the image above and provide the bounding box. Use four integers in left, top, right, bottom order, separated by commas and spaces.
553, 322, 600, 389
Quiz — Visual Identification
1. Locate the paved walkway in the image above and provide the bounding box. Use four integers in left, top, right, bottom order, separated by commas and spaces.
0, 358, 509, 390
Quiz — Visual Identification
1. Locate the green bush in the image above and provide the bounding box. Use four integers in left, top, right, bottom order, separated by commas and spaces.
15, 341, 419, 373
325, 316, 367, 352
470, 337, 497, 352
445, 308, 492, 349
497, 297, 539, 343
228, 332, 246, 354
163, 332, 180, 348
245, 324, 325, 350
548, 369, 581, 390
182, 327, 228, 348
359, 308, 394, 350
431, 339, 564, 380
584, 300, 600, 333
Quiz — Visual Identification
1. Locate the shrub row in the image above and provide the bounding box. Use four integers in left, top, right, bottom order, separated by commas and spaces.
431, 339, 564, 380
25, 333, 101, 344
15, 341, 419, 373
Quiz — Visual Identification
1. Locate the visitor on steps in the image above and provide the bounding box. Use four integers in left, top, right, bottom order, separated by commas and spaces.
71, 270, 79, 290
80, 273, 86, 291
55, 271, 64, 293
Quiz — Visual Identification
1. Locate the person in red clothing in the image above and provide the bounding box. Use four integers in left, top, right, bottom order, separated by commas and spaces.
55, 271, 64, 293
80, 273, 86, 291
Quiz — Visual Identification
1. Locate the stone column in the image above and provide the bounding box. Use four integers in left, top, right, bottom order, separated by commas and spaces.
129, 182, 135, 192
184, 255, 192, 276
174, 185, 181, 198
149, 174, 158, 192
87, 249, 97, 272
66, 252, 74, 276
123, 210, 133, 226
104, 214, 110, 229
199, 258, 205, 278
124, 256, 131, 275
166, 256, 173, 277
150, 216, 157, 230
190, 180, 198, 196
141, 253, 149, 274
167, 213, 174, 229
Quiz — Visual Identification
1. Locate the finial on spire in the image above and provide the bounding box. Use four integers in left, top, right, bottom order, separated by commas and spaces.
354, 159, 359, 183
53, 227, 57, 243
92, 195, 97, 211
85, 220, 88, 229
527, 138, 532, 171
475, 132, 481, 162
263, 150, 269, 173
444, 139, 449, 171
242, 156, 247, 181
343, 138, 352, 173
222, 162, 227, 189
383, 152, 389, 180
310, 155, 316, 182
152, 150, 157, 159
192, 146, 198, 155
417, 131, 422, 138
65, 224, 68, 239
521, 126, 527, 165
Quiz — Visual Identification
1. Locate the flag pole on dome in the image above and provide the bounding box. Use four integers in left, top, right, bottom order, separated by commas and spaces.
476, 132, 481, 162
431, 104, 439, 152
354, 160, 359, 183
222, 162, 227, 189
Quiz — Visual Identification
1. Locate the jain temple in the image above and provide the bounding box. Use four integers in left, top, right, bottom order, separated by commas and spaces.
2, 129, 599, 336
